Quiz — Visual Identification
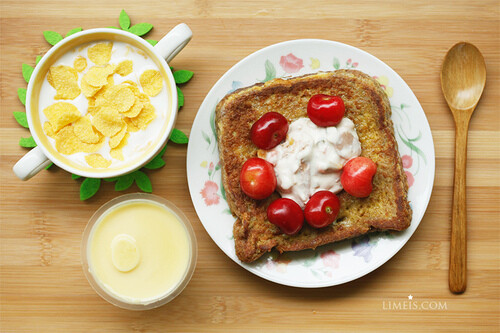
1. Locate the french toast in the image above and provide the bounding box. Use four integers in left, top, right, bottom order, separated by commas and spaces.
215, 69, 412, 263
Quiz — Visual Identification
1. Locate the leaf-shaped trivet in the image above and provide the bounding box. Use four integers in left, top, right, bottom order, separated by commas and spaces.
43, 31, 63, 46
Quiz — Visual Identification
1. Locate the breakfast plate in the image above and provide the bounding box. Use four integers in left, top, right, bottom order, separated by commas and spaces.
187, 39, 435, 288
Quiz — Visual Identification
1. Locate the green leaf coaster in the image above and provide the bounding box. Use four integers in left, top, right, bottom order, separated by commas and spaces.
112, 171, 152, 192
119, 10, 131, 30
177, 86, 184, 109
22, 64, 34, 83
133, 170, 152, 192
66, 27, 82, 37
170, 128, 189, 144
144, 155, 166, 170
13, 111, 29, 128
128, 23, 153, 36
43, 31, 63, 46
173, 70, 194, 84
19, 137, 36, 148
115, 173, 134, 191
80, 178, 101, 200
18, 88, 26, 105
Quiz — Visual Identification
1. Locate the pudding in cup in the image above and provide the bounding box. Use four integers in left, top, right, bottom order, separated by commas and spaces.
81, 193, 197, 310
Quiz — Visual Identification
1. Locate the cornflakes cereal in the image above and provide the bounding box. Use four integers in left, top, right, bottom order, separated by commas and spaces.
125, 84, 144, 100
122, 80, 137, 87
92, 76, 115, 106
48, 65, 81, 100
110, 133, 129, 161
92, 106, 125, 137
123, 117, 139, 132
105, 74, 115, 87
55, 126, 104, 154
72, 115, 101, 144
115, 60, 133, 76
87, 106, 98, 116
81, 77, 101, 98
43, 102, 81, 132
83, 65, 114, 88
54, 126, 79, 154
41, 40, 162, 168
103, 84, 135, 112
88, 42, 113, 65
129, 102, 156, 129
85, 154, 112, 168
109, 125, 127, 149
47, 65, 77, 88
73, 56, 87, 72
43, 121, 57, 138
47, 71, 54, 87
140, 69, 163, 97
136, 92, 150, 104
121, 99, 143, 118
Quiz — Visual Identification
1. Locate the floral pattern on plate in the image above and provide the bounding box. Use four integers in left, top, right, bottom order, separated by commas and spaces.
187, 39, 435, 288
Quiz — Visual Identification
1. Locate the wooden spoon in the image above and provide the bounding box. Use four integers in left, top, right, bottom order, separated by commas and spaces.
441, 42, 486, 294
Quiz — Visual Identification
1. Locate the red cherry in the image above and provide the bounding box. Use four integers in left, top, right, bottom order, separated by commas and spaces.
307, 94, 345, 127
239, 158, 276, 200
341, 157, 377, 198
304, 191, 340, 228
267, 198, 304, 235
251, 112, 289, 150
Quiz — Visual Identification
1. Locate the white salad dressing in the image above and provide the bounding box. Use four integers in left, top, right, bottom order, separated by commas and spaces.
264, 117, 361, 208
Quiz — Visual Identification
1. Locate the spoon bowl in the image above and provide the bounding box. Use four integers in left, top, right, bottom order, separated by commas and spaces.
441, 43, 486, 113
440, 42, 486, 294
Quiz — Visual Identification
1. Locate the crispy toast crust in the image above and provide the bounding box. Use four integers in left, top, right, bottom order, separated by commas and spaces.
216, 70, 412, 263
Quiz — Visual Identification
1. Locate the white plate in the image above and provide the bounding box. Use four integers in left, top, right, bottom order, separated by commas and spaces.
186, 39, 435, 288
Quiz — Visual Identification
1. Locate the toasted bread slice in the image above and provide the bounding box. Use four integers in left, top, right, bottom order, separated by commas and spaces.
216, 69, 412, 263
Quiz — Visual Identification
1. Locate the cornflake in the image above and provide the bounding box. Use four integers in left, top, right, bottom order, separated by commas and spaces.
109, 125, 128, 149
85, 154, 112, 168
43, 121, 57, 138
81, 77, 101, 98
72, 115, 101, 144
128, 102, 156, 130
43, 102, 81, 132
83, 65, 114, 88
110, 132, 130, 161
88, 42, 113, 65
140, 69, 163, 97
73, 57, 87, 72
48, 65, 81, 100
92, 106, 125, 137
55, 125, 104, 154
103, 84, 135, 112
115, 60, 133, 76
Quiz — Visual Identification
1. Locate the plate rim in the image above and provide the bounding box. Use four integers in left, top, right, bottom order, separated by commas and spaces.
187, 38, 435, 288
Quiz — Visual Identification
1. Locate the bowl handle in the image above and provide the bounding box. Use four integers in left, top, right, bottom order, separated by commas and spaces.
13, 146, 52, 181
155, 23, 192, 63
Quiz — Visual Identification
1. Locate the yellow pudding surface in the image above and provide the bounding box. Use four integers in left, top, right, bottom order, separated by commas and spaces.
88, 200, 190, 304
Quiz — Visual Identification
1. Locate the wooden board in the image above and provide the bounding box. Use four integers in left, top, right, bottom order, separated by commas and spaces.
1, 1, 499, 331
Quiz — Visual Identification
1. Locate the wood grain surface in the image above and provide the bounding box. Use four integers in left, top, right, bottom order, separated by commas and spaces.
1, 0, 499, 331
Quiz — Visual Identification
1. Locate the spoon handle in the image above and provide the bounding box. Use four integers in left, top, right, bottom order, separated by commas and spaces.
449, 118, 469, 294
